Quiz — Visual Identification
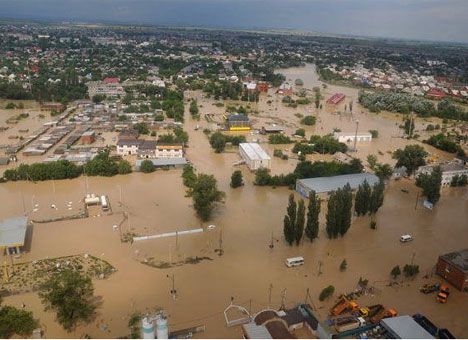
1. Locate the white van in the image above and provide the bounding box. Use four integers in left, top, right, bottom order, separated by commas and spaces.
285, 257, 304, 267
400, 234, 413, 242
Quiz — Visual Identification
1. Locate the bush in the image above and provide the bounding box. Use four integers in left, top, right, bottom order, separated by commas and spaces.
369, 129, 379, 138
294, 128, 305, 137
140, 160, 155, 173
403, 264, 420, 277
118, 160, 132, 174
230, 170, 244, 188
319, 285, 335, 301
268, 134, 292, 144
340, 259, 347, 271
390, 265, 401, 279
301, 116, 316, 126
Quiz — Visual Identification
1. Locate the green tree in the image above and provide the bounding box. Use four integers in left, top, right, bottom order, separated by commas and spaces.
133, 122, 149, 135
294, 128, 305, 137
209, 132, 227, 153
367, 155, 378, 170
190, 174, 225, 221
319, 285, 335, 301
189, 99, 199, 118
354, 180, 372, 216
393, 144, 428, 175
416, 166, 442, 204
300, 116, 316, 126
403, 264, 420, 278
305, 191, 321, 242
390, 265, 401, 279
0, 303, 38, 338
283, 215, 295, 246
375, 163, 393, 180
283, 194, 297, 245
118, 160, 132, 174
254, 167, 271, 186
182, 164, 197, 188
39, 270, 96, 331
295, 199, 305, 245
140, 160, 155, 173
340, 259, 347, 271
369, 179, 385, 216
339, 184, 353, 236
230, 170, 244, 188
326, 190, 340, 238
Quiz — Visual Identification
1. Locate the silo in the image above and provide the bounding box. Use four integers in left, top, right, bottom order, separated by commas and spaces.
142, 316, 155, 339
156, 312, 169, 339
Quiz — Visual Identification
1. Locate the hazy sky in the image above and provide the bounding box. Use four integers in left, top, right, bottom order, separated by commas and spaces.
1, 0, 467, 43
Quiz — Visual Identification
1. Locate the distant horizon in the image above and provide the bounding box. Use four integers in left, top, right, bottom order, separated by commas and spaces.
1, 16, 468, 47
1, 0, 467, 44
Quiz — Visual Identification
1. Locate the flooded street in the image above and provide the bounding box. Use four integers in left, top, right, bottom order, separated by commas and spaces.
1, 65, 467, 338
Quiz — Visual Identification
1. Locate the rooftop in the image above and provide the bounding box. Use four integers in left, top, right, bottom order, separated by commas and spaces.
240, 143, 271, 161
0, 216, 28, 248
297, 173, 379, 194
381, 315, 434, 339
440, 248, 468, 273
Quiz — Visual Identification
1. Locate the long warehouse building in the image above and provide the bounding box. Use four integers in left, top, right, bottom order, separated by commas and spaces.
239, 143, 271, 170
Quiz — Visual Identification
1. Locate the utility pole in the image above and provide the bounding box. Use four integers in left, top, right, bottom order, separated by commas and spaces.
268, 284, 273, 308
411, 252, 416, 265
414, 191, 420, 210
353, 120, 359, 152
167, 274, 177, 300
218, 226, 224, 255
318, 261, 323, 276
269, 230, 274, 249
280, 288, 287, 310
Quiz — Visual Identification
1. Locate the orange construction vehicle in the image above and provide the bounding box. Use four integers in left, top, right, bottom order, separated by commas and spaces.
436, 285, 450, 303
370, 308, 398, 324
330, 297, 359, 316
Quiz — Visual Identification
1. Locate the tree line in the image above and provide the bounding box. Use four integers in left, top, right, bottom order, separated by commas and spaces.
2, 151, 132, 182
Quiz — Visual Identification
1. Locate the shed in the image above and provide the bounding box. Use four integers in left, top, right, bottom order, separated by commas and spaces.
296, 173, 379, 197
0, 216, 28, 255
239, 143, 271, 171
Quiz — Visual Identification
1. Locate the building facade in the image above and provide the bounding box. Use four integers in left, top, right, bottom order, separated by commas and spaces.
417, 161, 468, 186
436, 249, 468, 291
334, 132, 372, 143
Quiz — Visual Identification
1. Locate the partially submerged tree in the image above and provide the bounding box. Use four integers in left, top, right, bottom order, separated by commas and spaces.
189, 174, 225, 221
39, 269, 96, 331
305, 191, 321, 242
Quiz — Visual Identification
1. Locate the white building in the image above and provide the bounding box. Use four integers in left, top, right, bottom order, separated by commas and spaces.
117, 139, 141, 156
417, 161, 468, 186
239, 143, 271, 170
334, 132, 372, 143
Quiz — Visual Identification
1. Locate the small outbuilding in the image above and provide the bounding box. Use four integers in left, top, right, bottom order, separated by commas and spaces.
239, 143, 271, 171
0, 216, 29, 255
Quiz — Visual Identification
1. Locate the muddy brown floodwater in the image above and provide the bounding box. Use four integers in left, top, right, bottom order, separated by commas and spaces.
1, 65, 467, 338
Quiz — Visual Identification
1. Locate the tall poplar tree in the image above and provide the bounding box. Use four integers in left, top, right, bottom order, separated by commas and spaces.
305, 191, 321, 241
295, 199, 305, 245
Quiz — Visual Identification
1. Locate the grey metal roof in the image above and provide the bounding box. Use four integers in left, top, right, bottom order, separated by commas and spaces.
242, 323, 272, 339
440, 248, 468, 273
381, 315, 434, 339
136, 158, 187, 169
297, 173, 379, 193
0, 216, 28, 247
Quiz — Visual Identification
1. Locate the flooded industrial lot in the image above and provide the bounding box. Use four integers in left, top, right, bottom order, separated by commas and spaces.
0, 64, 467, 338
